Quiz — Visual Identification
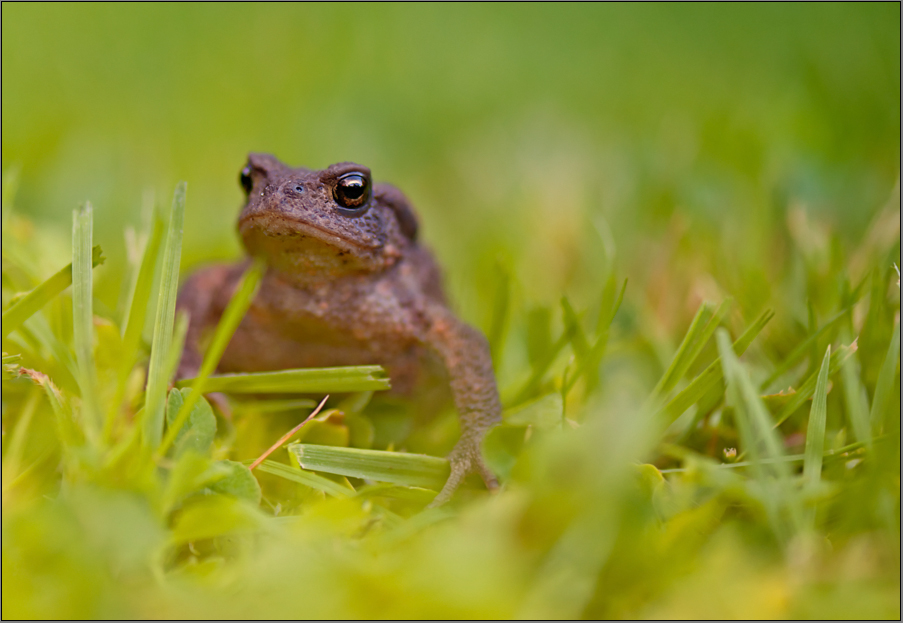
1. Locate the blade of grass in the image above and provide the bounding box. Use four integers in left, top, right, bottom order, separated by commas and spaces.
106, 207, 167, 442
117, 190, 155, 330
162, 310, 190, 391
593, 272, 624, 336
1, 246, 104, 339
1, 389, 40, 494
518, 509, 617, 620
772, 343, 854, 427
176, 365, 391, 394
2, 352, 22, 380
803, 345, 831, 529
72, 203, 100, 442
659, 437, 873, 473
681, 299, 733, 374
661, 308, 774, 422
561, 297, 590, 362
288, 444, 450, 489
254, 459, 354, 498
649, 300, 725, 403
717, 329, 803, 541
142, 182, 186, 448
718, 330, 789, 473
760, 306, 850, 391
652, 302, 713, 394
10, 316, 80, 391
120, 204, 165, 367
249, 395, 329, 470
660, 298, 732, 400
869, 318, 900, 437
563, 278, 627, 397
232, 398, 317, 414
157, 258, 265, 458
840, 336, 872, 448
510, 325, 575, 406
19, 367, 83, 452
807, 300, 819, 374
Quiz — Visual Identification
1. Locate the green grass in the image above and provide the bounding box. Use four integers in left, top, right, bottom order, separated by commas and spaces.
2, 4, 900, 619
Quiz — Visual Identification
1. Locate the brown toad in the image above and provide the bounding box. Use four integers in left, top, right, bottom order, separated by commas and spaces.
176, 154, 501, 504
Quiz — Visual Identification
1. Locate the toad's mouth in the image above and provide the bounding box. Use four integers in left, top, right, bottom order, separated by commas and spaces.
239, 212, 379, 253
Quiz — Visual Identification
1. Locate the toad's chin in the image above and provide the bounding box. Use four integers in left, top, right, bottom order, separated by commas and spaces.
239, 218, 390, 278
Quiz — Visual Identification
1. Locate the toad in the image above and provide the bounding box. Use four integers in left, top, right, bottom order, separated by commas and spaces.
176, 154, 501, 504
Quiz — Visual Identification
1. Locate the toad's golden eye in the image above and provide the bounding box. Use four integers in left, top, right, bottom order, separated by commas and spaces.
239, 166, 253, 195
333, 172, 371, 212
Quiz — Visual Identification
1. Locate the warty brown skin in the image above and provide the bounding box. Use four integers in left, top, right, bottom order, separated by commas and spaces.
176, 153, 501, 504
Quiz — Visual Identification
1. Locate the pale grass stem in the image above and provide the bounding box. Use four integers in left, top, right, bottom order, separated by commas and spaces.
249, 395, 330, 471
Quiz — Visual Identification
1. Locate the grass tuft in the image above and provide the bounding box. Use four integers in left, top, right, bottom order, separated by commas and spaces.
1, 245, 104, 339
288, 443, 450, 489
176, 365, 391, 394
142, 182, 187, 448
802, 345, 831, 529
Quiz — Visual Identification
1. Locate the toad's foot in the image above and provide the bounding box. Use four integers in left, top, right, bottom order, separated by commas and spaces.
428, 435, 499, 507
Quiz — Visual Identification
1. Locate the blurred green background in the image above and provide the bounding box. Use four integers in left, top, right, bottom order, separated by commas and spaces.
2, 4, 900, 619
3, 3, 899, 309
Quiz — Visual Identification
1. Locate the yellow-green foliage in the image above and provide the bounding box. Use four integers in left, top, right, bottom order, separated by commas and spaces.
2, 4, 900, 619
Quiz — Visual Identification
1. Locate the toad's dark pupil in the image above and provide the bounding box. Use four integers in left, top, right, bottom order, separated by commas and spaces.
334, 173, 370, 209
240, 167, 253, 195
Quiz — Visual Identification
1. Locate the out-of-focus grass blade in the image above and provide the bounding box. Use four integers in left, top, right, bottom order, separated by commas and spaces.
650, 299, 731, 405
659, 438, 871, 474
869, 318, 900, 436
760, 306, 850, 391
510, 324, 574, 406
177, 365, 391, 394
772, 344, 853, 427
120, 204, 165, 373
562, 278, 626, 397
19, 367, 83, 451
254, 459, 354, 498
233, 398, 318, 414
142, 182, 186, 449
840, 337, 872, 448
718, 330, 789, 472
1, 389, 39, 492
518, 510, 617, 620
661, 309, 774, 422
807, 300, 819, 375
803, 345, 831, 529
12, 315, 80, 391
593, 273, 626, 336
162, 310, 190, 392
158, 259, 264, 458
561, 297, 590, 361
117, 191, 154, 327
2, 352, 22, 380
72, 203, 100, 441
1, 246, 104, 339
650, 302, 714, 402
678, 299, 732, 371
717, 329, 803, 541
288, 443, 449, 490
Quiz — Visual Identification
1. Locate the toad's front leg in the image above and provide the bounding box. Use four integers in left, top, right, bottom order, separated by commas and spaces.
423, 306, 502, 506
